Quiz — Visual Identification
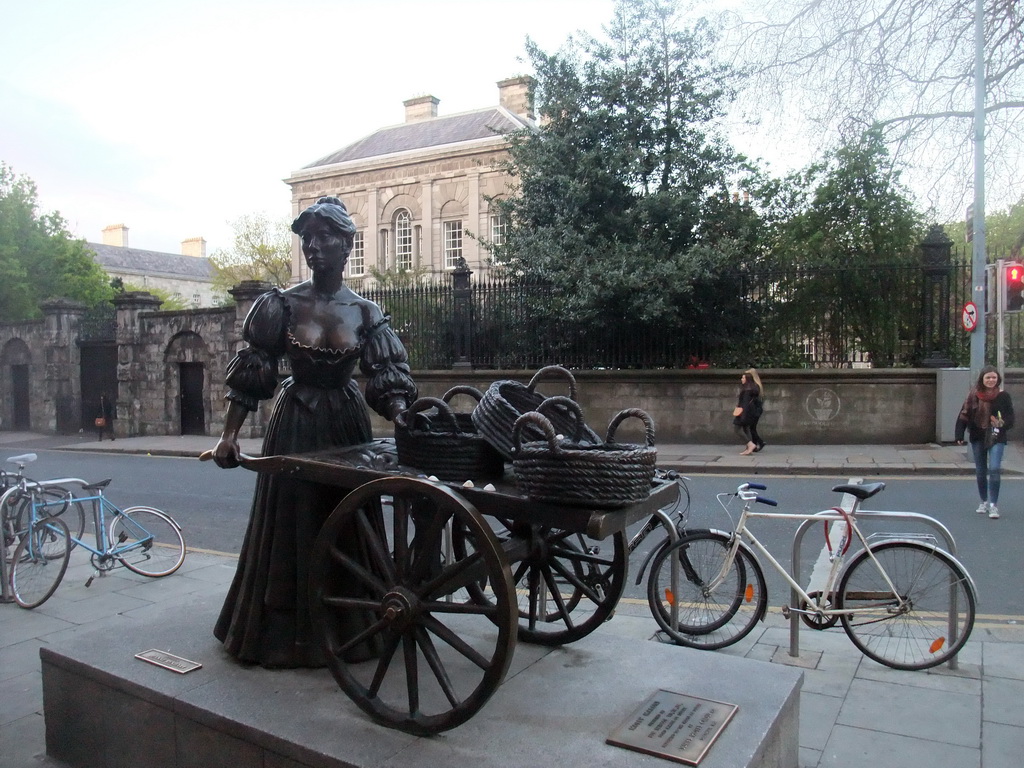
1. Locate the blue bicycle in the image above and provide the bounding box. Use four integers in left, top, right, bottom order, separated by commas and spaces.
11, 476, 185, 608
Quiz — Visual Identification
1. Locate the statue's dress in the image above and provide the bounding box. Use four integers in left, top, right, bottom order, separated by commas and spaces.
213, 288, 417, 668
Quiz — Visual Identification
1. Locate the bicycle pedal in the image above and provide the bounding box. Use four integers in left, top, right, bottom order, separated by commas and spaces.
118, 532, 128, 544
85, 575, 94, 588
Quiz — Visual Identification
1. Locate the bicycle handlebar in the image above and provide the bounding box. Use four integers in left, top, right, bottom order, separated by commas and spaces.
755, 496, 778, 507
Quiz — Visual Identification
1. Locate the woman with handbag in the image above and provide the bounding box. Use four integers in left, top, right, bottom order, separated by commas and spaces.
733, 368, 765, 455
955, 365, 1013, 519
95, 393, 115, 441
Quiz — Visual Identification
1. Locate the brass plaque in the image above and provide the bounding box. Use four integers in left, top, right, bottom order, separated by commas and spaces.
135, 649, 202, 674
606, 689, 738, 766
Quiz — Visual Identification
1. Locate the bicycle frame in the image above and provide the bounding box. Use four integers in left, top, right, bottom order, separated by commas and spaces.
30, 488, 152, 562
708, 488, 908, 621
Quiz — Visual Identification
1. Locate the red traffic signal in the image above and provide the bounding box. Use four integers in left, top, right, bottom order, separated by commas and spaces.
1005, 262, 1024, 312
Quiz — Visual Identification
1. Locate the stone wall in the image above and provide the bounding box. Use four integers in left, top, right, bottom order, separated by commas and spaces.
2, 291, 1016, 445
367, 368, 1019, 445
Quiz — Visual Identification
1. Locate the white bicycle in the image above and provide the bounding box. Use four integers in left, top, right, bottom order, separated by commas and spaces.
647, 481, 977, 671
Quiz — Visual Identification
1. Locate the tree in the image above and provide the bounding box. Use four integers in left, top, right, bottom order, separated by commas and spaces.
492, 0, 751, 359
0, 162, 113, 322
725, 0, 1024, 217
753, 130, 925, 365
209, 213, 292, 298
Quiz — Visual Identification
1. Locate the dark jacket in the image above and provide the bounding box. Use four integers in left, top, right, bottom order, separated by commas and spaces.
734, 386, 763, 427
955, 390, 1013, 444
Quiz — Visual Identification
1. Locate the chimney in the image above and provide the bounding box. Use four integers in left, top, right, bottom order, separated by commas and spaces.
404, 94, 439, 123
497, 76, 535, 120
181, 237, 206, 258
102, 224, 129, 247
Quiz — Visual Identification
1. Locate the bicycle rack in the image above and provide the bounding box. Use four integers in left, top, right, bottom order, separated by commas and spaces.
1, 486, 21, 603
1, 478, 90, 604
789, 490, 962, 670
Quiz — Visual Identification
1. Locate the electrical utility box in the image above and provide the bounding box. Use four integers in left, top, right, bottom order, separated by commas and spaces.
936, 368, 972, 443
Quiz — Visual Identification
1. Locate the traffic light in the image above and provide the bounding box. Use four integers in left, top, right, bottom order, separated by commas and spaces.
1005, 262, 1024, 312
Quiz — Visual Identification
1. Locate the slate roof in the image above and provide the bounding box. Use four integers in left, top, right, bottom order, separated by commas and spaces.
304, 107, 534, 169
87, 243, 214, 281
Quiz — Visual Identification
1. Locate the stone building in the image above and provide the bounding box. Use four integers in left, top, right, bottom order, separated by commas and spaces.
285, 76, 536, 285
0, 284, 272, 438
89, 224, 219, 308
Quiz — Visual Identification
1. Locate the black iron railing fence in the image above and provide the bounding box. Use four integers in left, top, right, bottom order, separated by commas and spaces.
81, 248, 1023, 370
361, 252, 1024, 370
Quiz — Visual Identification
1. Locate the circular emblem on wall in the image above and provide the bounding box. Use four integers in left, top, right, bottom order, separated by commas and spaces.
805, 388, 841, 422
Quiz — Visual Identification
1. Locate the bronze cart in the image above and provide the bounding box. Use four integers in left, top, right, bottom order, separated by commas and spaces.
235, 439, 679, 736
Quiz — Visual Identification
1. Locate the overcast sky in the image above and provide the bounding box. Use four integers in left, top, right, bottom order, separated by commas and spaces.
2, 0, 638, 254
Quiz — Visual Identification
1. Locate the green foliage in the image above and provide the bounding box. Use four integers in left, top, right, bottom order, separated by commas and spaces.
209, 213, 292, 299
944, 196, 1024, 258
750, 129, 925, 366
0, 162, 114, 321
491, 0, 748, 355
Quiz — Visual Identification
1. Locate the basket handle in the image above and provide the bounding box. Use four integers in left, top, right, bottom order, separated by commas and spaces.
442, 385, 485, 410
512, 411, 564, 455
534, 395, 586, 443
526, 365, 578, 400
606, 408, 656, 447
403, 396, 461, 433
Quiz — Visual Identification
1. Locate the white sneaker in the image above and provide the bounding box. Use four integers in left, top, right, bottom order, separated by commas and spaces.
976, 502, 989, 514
988, 505, 1000, 519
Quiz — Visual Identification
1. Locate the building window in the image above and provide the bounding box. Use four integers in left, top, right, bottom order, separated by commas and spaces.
444, 220, 463, 269
395, 210, 413, 271
349, 231, 365, 277
192, 293, 201, 307
490, 214, 508, 247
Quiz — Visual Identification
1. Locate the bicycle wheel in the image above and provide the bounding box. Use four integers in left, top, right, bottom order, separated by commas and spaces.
108, 506, 185, 577
837, 541, 976, 671
19, 489, 85, 557
647, 531, 767, 650
11, 516, 71, 608
43, 490, 86, 550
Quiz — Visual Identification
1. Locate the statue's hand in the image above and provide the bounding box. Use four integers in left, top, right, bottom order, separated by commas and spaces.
388, 399, 409, 428
211, 436, 241, 469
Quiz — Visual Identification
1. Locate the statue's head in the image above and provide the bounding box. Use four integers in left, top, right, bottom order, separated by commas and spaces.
292, 196, 356, 241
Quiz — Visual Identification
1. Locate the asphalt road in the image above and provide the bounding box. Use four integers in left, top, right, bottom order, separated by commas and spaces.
7, 449, 1022, 622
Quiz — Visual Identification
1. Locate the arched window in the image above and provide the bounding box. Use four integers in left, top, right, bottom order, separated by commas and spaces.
394, 210, 413, 270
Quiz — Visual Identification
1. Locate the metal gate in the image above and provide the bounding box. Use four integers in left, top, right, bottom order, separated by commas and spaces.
79, 344, 117, 432
179, 362, 205, 435
11, 364, 30, 430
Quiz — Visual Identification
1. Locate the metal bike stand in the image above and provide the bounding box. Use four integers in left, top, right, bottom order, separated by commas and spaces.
789, 508, 961, 670
0, 486, 20, 603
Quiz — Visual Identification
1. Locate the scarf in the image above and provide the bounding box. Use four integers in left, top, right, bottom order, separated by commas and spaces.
969, 387, 1000, 429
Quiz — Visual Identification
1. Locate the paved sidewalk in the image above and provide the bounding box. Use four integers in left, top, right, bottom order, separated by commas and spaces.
2, 431, 1023, 767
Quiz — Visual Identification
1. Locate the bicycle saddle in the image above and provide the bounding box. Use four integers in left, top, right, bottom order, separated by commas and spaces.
831, 482, 885, 500
82, 478, 113, 491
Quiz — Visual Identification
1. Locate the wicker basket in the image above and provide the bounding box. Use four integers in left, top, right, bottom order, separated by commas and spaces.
395, 388, 505, 481
512, 400, 657, 508
472, 365, 601, 460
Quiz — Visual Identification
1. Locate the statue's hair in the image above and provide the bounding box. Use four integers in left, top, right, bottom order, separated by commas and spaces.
291, 196, 356, 238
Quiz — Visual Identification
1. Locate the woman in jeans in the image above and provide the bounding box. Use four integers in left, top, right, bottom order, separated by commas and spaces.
733, 368, 765, 455
955, 365, 1013, 519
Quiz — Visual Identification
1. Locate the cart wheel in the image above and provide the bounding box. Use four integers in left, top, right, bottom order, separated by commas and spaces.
452, 521, 625, 645
309, 477, 517, 735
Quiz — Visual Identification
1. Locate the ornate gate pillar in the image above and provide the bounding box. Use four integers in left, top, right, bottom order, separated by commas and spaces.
41, 299, 86, 433
920, 225, 954, 368
113, 291, 163, 436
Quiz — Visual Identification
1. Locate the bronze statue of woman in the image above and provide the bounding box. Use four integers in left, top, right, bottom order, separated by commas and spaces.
210, 196, 417, 668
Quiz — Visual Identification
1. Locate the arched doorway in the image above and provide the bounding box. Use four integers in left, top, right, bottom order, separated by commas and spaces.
1, 338, 32, 431
164, 332, 211, 435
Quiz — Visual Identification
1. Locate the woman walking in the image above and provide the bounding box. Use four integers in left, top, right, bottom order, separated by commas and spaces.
955, 365, 1013, 519
733, 368, 765, 456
